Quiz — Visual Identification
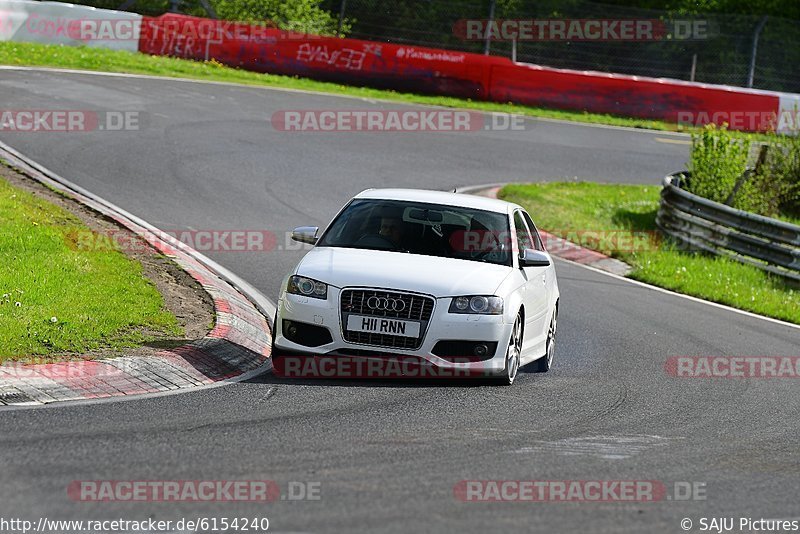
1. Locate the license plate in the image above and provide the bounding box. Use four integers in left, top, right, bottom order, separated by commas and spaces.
346, 315, 421, 338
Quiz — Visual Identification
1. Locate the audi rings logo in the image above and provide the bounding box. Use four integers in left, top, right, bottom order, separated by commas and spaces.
366, 296, 406, 312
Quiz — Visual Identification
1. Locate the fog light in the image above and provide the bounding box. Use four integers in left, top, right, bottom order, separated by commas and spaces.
474, 344, 489, 357
287, 322, 298, 338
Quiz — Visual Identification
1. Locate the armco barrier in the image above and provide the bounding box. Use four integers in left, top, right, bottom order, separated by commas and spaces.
0, 0, 141, 52
656, 172, 800, 282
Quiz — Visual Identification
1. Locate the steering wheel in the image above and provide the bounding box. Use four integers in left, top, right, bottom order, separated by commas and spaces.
469, 232, 502, 261
354, 233, 402, 250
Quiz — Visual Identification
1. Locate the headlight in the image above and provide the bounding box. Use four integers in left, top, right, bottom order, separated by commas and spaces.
448, 295, 503, 315
287, 275, 328, 299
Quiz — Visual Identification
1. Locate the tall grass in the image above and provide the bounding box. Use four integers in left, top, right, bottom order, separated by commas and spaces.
688, 125, 800, 222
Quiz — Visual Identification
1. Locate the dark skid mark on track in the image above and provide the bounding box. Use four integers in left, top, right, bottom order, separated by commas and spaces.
263, 180, 328, 224
582, 377, 629, 424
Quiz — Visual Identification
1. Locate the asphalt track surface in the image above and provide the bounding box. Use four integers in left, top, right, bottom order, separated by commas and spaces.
1, 69, 798, 533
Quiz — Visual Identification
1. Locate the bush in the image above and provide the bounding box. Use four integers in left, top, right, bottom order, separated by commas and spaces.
773, 135, 800, 218
735, 137, 800, 218
687, 125, 750, 204
687, 126, 800, 221
50, 0, 349, 34
210, 0, 348, 35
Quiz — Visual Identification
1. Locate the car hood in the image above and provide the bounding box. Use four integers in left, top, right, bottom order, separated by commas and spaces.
296, 247, 512, 297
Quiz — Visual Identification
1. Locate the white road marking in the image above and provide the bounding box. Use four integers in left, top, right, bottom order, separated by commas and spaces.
655, 136, 692, 145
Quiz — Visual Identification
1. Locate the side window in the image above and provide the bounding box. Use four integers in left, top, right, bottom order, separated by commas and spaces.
522, 211, 545, 251
513, 211, 533, 253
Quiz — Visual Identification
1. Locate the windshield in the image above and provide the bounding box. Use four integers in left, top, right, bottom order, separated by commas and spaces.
317, 199, 512, 266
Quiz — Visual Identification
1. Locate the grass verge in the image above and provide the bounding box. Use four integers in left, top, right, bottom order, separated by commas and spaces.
499, 182, 799, 325
0, 173, 181, 361
0, 41, 679, 131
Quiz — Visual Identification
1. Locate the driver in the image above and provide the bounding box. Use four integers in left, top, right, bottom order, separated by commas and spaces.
379, 216, 406, 247
378, 207, 408, 249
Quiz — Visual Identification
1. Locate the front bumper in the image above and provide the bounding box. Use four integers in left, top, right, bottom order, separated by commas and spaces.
273, 286, 512, 376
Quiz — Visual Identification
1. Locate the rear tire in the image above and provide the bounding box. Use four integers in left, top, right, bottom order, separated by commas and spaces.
533, 308, 557, 373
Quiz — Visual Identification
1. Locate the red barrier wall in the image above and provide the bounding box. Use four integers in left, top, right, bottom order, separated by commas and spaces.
138, 14, 785, 132
489, 63, 780, 131
138, 14, 504, 99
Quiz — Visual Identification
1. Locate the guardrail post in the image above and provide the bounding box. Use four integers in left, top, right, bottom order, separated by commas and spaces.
198, 0, 217, 19
724, 144, 769, 206
483, 0, 496, 56
747, 16, 768, 88
337, 0, 348, 37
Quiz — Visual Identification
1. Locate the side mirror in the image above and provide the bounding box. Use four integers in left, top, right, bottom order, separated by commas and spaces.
519, 248, 550, 267
291, 226, 319, 245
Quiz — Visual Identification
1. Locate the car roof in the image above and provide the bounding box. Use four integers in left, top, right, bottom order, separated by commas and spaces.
353, 188, 520, 215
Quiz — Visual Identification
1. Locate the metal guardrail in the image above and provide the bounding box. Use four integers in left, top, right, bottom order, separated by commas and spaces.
656, 172, 800, 282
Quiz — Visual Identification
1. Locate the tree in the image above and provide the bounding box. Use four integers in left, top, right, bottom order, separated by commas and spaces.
210, 0, 347, 35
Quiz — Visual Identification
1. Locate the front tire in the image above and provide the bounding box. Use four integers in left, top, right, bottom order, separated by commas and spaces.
270, 314, 288, 373
494, 313, 522, 386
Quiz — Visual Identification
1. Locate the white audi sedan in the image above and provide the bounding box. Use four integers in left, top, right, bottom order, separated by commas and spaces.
271, 189, 559, 385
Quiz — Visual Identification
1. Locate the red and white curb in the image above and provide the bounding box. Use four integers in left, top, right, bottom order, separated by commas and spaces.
0, 142, 275, 407
458, 184, 632, 276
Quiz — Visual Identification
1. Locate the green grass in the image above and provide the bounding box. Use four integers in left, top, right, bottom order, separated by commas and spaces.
0, 41, 680, 131
500, 182, 800, 325
0, 175, 181, 361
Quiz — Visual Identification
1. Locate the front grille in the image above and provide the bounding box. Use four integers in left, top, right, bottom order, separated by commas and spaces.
341, 289, 434, 320
340, 289, 435, 349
